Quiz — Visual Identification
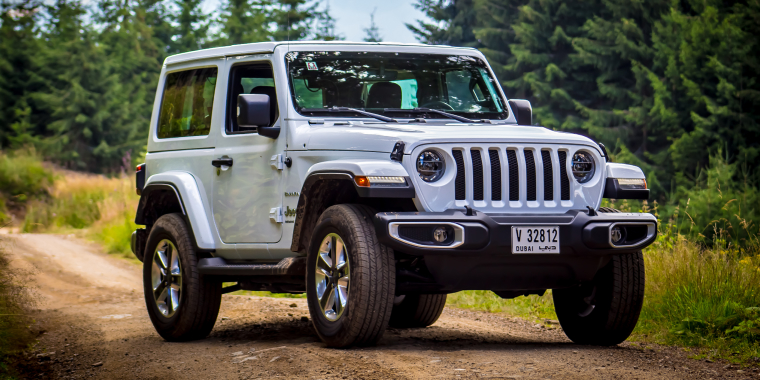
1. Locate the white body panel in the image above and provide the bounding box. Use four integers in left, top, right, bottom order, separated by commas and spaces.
606, 163, 646, 179
142, 41, 646, 255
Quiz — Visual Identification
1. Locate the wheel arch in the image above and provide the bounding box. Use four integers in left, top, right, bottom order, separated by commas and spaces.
289, 170, 417, 253
135, 171, 216, 251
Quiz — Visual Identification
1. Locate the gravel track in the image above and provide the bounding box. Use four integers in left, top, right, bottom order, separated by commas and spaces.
6, 233, 756, 379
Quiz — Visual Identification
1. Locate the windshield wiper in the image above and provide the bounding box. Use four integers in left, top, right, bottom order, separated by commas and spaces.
301, 107, 398, 123
384, 108, 480, 123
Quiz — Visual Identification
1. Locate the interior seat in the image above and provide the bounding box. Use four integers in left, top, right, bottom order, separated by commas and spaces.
366, 82, 402, 109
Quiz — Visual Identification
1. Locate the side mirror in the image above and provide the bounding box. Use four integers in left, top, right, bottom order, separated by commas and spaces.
238, 94, 280, 138
508, 99, 532, 126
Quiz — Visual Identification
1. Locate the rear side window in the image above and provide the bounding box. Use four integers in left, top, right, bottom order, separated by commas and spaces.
157, 68, 218, 139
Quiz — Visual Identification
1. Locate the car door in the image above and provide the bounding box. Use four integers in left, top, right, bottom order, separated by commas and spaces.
212, 60, 284, 244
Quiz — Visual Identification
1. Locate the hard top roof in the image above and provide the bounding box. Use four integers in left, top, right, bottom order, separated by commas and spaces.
164, 41, 480, 66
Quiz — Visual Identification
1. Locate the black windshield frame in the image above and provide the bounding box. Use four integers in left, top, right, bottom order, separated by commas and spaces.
285, 51, 509, 120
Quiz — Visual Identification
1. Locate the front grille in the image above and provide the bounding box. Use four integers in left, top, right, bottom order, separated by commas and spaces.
471, 149, 484, 201
488, 150, 501, 201
453, 150, 465, 200
449, 146, 573, 205
558, 150, 570, 200
507, 150, 519, 201
541, 150, 554, 201
524, 150, 537, 201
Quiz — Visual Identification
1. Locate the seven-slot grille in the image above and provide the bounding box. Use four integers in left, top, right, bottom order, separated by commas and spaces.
452, 147, 572, 203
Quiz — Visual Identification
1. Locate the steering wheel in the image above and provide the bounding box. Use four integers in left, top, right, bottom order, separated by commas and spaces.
420, 100, 455, 111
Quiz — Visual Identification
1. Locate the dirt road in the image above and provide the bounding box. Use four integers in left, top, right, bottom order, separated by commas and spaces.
5, 233, 755, 379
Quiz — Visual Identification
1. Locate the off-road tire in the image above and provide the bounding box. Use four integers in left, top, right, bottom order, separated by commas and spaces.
306, 204, 395, 348
553, 250, 645, 345
143, 213, 222, 341
388, 294, 447, 328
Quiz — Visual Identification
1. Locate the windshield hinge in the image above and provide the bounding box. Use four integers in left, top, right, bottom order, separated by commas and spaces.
269, 207, 284, 223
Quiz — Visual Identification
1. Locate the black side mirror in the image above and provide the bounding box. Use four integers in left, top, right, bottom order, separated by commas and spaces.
508, 99, 532, 126
238, 94, 280, 138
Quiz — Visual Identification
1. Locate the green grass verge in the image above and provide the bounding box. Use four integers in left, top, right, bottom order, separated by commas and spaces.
446, 290, 556, 321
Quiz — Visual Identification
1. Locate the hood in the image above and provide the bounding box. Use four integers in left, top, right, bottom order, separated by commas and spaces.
298, 120, 600, 154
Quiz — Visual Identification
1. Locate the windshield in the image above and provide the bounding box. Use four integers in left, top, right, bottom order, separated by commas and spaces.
285, 51, 508, 120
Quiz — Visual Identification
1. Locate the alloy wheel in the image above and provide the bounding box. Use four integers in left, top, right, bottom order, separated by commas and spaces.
314, 233, 350, 321
151, 239, 182, 317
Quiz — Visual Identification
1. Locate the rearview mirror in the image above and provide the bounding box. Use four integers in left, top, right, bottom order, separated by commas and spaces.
508, 99, 532, 126
238, 94, 280, 138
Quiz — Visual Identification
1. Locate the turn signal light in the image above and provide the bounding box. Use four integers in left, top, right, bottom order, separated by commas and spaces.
354, 176, 370, 187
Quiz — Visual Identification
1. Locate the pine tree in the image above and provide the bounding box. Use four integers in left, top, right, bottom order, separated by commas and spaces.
0, 1, 45, 148
271, 0, 318, 41
33, 0, 119, 170
313, 1, 341, 41
363, 8, 382, 42
214, 0, 271, 46
94, 0, 165, 170
500, 0, 601, 132
407, 0, 480, 47
170, 0, 210, 53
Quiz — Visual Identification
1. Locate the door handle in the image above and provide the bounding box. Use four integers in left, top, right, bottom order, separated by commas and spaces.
211, 157, 233, 168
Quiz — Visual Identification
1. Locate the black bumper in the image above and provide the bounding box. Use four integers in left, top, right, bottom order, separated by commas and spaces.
373, 209, 657, 293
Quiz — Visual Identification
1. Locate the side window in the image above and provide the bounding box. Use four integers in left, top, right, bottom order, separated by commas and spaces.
157, 68, 218, 139
227, 63, 278, 134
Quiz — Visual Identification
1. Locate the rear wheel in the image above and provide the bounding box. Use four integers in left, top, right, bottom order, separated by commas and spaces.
306, 204, 395, 347
388, 294, 447, 328
553, 251, 645, 345
143, 213, 222, 341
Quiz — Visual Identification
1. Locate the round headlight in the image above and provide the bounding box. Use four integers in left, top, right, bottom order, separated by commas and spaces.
417, 150, 445, 182
571, 151, 595, 183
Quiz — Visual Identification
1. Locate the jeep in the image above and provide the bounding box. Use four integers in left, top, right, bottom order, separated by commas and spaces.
131, 41, 655, 347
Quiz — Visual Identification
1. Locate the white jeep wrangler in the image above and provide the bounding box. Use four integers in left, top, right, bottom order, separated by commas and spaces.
131, 41, 655, 347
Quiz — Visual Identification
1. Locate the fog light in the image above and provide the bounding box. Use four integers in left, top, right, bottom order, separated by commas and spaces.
611, 226, 625, 244
433, 226, 448, 243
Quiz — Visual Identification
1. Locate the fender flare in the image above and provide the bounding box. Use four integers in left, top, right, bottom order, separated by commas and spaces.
135, 171, 216, 250
289, 160, 415, 252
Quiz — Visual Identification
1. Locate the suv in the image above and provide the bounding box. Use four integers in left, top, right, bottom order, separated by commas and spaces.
131, 41, 656, 347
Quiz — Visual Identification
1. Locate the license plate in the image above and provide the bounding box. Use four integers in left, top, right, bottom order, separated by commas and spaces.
511, 226, 560, 254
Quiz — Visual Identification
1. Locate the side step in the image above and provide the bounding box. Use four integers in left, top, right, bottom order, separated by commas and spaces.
198, 257, 306, 277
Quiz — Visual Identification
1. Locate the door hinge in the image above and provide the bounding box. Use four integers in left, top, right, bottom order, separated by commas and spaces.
270, 154, 284, 170
269, 207, 284, 223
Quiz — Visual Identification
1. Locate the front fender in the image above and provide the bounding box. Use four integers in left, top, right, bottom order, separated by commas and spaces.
136, 171, 216, 250
305, 159, 410, 177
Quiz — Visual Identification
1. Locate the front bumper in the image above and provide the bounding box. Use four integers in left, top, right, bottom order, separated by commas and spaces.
375, 209, 656, 256
374, 209, 657, 293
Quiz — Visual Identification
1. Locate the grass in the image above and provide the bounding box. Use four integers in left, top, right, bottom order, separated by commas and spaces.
22, 170, 140, 262
0, 238, 37, 380
0, 149, 54, 224
448, 199, 760, 364
446, 291, 556, 321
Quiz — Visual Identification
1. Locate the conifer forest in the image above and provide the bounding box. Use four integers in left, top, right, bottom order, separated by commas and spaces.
0, 0, 759, 246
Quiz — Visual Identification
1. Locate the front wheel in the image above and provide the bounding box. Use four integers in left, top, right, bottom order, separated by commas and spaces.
306, 204, 395, 348
553, 252, 645, 345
